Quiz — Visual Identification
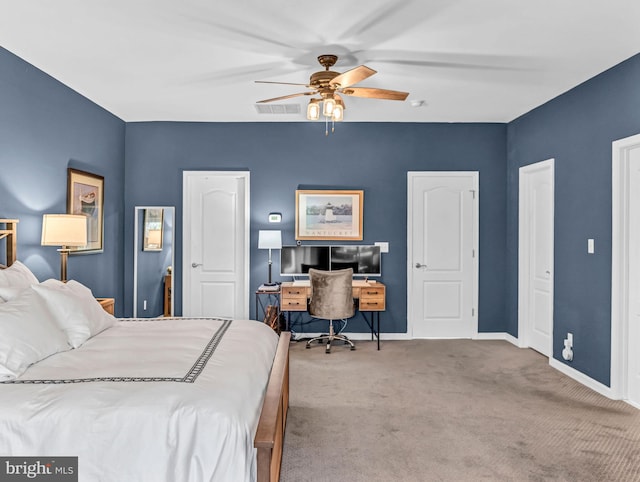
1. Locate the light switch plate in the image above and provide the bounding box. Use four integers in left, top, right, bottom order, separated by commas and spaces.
375, 241, 389, 253
587, 238, 595, 254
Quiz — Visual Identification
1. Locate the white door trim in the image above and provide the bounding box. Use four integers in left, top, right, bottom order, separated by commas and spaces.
182, 170, 250, 319
518, 158, 554, 356
407, 171, 479, 338
611, 132, 640, 406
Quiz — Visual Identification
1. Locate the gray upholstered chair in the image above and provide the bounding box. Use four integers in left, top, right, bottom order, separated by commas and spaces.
306, 268, 355, 353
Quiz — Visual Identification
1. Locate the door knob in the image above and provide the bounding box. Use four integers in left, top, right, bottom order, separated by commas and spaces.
415, 262, 427, 269
191, 262, 202, 268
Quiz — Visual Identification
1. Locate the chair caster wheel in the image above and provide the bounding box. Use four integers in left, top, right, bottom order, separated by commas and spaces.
305, 344, 311, 349
350, 346, 356, 351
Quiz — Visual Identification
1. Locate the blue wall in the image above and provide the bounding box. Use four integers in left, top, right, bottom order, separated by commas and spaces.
4, 40, 639, 388
123, 122, 507, 333
506, 54, 640, 386
0, 48, 126, 310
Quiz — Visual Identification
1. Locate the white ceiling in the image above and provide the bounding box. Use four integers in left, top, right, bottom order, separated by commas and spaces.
1, 0, 639, 123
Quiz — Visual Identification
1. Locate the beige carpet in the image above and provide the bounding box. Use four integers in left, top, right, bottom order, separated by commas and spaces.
280, 339, 640, 482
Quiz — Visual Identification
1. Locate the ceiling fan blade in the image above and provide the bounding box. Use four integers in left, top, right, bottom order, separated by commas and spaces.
256, 92, 315, 103
338, 0, 452, 47
185, 63, 295, 85
340, 87, 409, 101
255, 80, 310, 87
356, 49, 536, 72
329, 65, 377, 88
179, 8, 299, 52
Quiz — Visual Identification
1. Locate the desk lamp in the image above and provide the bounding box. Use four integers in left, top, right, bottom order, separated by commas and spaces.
258, 230, 282, 286
41, 214, 87, 282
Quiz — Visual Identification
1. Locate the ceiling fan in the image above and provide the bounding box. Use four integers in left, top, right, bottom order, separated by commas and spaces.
255, 54, 409, 123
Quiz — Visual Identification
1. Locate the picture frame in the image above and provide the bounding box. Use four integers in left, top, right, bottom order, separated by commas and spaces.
67, 168, 104, 254
143, 208, 164, 251
295, 189, 364, 240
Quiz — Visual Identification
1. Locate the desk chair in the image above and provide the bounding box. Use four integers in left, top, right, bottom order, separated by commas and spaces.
306, 268, 355, 353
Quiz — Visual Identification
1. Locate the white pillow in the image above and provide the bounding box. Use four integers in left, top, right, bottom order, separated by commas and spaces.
0, 260, 39, 289
0, 261, 39, 302
33, 279, 116, 348
0, 286, 26, 302
0, 287, 70, 381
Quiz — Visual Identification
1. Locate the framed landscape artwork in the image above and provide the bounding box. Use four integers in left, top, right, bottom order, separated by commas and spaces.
295, 189, 363, 240
67, 168, 104, 254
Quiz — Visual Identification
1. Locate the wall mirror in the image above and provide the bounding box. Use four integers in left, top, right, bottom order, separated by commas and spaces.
134, 206, 174, 317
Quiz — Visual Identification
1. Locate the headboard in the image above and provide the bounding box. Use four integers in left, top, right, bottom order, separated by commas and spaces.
0, 219, 18, 268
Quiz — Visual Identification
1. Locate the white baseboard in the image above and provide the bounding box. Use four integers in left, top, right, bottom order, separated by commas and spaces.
482, 333, 620, 401
293, 331, 517, 343
291, 331, 411, 342
625, 399, 640, 410
474, 332, 519, 346
549, 358, 616, 400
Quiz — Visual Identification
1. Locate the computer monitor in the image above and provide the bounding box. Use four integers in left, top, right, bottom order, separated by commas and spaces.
330, 245, 381, 277
280, 246, 330, 276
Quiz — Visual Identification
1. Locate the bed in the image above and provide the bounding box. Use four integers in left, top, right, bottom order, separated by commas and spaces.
0, 218, 290, 482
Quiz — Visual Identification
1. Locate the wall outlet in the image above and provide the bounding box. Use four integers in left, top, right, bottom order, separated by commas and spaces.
562, 332, 574, 361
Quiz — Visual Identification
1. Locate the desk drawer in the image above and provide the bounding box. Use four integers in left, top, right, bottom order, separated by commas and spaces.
359, 285, 386, 311
280, 286, 308, 311
281, 286, 307, 297
359, 298, 385, 311
281, 297, 307, 311
360, 286, 385, 298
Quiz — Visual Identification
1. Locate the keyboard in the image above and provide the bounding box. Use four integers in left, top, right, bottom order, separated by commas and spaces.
291, 280, 311, 287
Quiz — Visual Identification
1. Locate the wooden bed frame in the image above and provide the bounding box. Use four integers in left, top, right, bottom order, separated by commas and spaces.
255, 330, 290, 482
0, 219, 18, 268
0, 217, 289, 481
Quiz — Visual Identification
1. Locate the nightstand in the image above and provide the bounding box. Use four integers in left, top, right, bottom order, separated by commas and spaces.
96, 298, 115, 315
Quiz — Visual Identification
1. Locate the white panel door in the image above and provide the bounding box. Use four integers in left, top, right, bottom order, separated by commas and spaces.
518, 159, 554, 357
627, 148, 640, 404
183, 171, 249, 319
408, 172, 478, 338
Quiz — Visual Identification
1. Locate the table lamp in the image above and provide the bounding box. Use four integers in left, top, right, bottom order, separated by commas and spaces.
258, 230, 282, 286
41, 214, 88, 282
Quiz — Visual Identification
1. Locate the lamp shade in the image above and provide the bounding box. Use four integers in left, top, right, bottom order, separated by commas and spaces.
258, 230, 282, 250
41, 214, 87, 247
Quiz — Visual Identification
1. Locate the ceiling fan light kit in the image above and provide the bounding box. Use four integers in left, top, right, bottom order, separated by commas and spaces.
323, 97, 336, 117
306, 99, 321, 120
257, 54, 409, 135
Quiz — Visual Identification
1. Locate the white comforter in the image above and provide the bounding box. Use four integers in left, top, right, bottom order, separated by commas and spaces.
0, 317, 279, 482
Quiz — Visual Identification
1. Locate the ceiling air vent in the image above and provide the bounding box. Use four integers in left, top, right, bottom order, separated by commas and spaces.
254, 104, 301, 115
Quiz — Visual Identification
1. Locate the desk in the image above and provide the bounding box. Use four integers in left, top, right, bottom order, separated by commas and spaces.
280, 280, 386, 350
